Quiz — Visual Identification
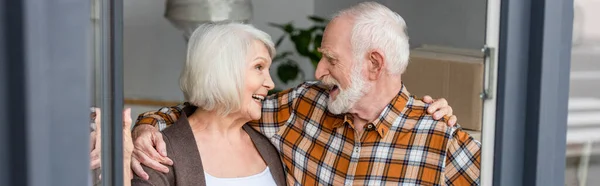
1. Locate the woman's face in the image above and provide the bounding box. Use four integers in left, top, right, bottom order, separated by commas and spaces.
238, 40, 274, 121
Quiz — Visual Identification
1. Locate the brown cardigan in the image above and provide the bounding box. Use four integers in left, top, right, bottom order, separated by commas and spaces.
131, 106, 287, 186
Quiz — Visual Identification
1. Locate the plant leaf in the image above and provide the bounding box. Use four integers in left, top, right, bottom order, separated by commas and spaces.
290, 30, 312, 57
277, 60, 300, 84
283, 23, 295, 33
314, 34, 323, 49
274, 35, 285, 48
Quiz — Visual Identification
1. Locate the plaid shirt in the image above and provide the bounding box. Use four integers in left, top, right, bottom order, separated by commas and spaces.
136, 81, 481, 185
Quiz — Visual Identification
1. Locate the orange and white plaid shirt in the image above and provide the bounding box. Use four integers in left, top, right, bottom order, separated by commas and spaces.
136, 81, 481, 185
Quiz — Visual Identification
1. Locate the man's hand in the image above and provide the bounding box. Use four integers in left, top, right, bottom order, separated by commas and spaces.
131, 125, 173, 180
90, 131, 101, 169
123, 108, 133, 185
422, 95, 458, 126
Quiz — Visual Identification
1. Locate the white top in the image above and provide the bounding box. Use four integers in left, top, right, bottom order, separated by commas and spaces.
204, 167, 277, 186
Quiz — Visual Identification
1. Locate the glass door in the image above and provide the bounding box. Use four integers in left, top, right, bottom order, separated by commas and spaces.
91, 0, 125, 185
565, 0, 600, 185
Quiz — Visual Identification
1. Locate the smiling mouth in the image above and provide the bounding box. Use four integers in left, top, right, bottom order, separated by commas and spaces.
330, 85, 339, 92
252, 94, 265, 102
328, 85, 340, 99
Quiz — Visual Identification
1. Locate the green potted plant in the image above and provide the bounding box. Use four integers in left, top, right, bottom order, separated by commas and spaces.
268, 16, 329, 93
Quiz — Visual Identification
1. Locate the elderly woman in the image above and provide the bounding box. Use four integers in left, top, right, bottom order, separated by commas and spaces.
125, 23, 286, 186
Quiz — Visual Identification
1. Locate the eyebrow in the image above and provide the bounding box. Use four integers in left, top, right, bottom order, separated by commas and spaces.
254, 56, 272, 65
317, 48, 336, 59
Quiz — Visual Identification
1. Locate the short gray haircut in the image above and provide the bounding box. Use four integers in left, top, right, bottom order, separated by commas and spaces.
180, 23, 275, 115
333, 2, 410, 75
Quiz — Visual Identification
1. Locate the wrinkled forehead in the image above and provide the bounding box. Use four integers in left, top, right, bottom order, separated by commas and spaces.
321, 18, 353, 55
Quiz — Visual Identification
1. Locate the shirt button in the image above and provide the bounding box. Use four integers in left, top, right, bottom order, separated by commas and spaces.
367, 124, 374, 129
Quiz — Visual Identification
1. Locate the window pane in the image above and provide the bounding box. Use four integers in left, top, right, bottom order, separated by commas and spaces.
90, 0, 103, 184
566, 0, 600, 185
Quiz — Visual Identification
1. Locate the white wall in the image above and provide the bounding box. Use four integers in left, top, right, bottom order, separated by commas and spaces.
314, 0, 486, 49
124, 0, 186, 102
123, 0, 316, 107
314, 0, 386, 18
385, 0, 486, 49
575, 0, 600, 40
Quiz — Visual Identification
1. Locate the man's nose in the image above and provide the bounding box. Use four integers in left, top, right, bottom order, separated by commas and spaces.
315, 59, 328, 80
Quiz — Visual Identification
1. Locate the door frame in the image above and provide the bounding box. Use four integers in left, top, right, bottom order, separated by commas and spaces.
492, 0, 573, 185
481, 0, 501, 185
0, 0, 93, 185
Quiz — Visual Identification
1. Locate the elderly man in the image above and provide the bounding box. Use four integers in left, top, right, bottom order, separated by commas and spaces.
131, 2, 480, 185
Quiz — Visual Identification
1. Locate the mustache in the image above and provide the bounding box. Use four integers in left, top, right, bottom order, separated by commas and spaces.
320, 76, 340, 87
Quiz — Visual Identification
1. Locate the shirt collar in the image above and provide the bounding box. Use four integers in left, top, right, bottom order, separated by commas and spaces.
331, 84, 411, 137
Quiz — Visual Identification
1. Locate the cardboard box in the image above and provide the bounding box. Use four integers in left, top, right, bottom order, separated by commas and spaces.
402, 46, 484, 131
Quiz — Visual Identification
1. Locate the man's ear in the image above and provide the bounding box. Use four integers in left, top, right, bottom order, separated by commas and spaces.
367, 50, 385, 80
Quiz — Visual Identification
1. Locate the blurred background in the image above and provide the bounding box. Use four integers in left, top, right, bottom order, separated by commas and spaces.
94, 0, 598, 185
0, 0, 595, 185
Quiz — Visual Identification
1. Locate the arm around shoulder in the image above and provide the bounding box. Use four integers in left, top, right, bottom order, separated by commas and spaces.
250, 82, 312, 137
131, 133, 176, 186
134, 104, 185, 131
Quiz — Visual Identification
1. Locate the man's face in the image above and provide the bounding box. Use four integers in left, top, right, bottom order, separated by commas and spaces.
315, 17, 369, 114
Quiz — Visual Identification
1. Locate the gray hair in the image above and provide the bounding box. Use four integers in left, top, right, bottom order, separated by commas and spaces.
334, 2, 410, 75
180, 23, 275, 115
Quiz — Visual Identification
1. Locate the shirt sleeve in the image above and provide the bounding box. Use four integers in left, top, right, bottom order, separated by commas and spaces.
134, 104, 185, 131
248, 82, 308, 138
444, 127, 482, 185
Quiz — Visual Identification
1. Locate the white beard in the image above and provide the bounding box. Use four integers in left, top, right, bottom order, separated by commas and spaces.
322, 64, 370, 114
